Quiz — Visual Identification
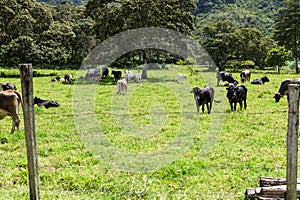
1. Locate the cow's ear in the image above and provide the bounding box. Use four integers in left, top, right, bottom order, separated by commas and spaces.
226, 88, 229, 91
189, 90, 193, 93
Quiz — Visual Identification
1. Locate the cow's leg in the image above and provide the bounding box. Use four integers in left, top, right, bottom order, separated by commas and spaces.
244, 99, 247, 110
234, 102, 237, 111
206, 103, 210, 114
10, 114, 20, 133
202, 104, 205, 113
208, 101, 212, 114
230, 102, 233, 111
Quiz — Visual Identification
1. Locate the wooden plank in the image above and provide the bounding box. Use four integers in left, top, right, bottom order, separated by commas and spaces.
260, 177, 300, 187
286, 84, 299, 200
19, 64, 40, 200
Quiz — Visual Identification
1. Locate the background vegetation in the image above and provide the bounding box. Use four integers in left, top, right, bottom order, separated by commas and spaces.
2, 0, 300, 72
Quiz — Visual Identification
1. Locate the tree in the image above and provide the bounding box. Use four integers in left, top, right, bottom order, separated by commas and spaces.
1, 36, 39, 66
274, 0, 300, 73
265, 45, 290, 74
85, 0, 196, 66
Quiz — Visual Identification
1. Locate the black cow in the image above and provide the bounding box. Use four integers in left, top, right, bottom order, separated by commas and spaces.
190, 86, 214, 114
226, 85, 247, 111
34, 97, 60, 109
1, 82, 17, 90
111, 70, 122, 80
217, 71, 238, 86
273, 78, 300, 102
102, 67, 109, 78
250, 76, 270, 84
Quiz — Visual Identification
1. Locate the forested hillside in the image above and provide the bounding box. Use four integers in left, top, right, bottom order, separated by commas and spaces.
1, 0, 298, 72
37, 0, 284, 35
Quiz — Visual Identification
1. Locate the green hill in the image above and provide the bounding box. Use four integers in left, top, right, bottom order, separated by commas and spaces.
36, 0, 283, 35
194, 0, 284, 35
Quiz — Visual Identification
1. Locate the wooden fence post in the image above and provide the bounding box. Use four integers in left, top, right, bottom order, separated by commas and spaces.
19, 64, 40, 200
286, 84, 299, 200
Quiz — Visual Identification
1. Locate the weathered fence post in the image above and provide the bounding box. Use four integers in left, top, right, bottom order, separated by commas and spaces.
19, 64, 40, 200
286, 84, 299, 200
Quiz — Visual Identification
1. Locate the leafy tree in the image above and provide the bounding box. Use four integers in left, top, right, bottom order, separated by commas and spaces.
274, 0, 300, 73
38, 22, 76, 64
265, 45, 290, 74
1, 36, 39, 66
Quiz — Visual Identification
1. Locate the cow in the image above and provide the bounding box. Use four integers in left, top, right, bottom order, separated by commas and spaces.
117, 77, 129, 95
0, 90, 22, 133
217, 71, 238, 86
111, 70, 122, 80
50, 76, 61, 82
273, 78, 300, 102
1, 82, 17, 90
125, 70, 136, 82
226, 85, 247, 111
34, 97, 60, 109
240, 70, 251, 83
251, 76, 270, 84
190, 86, 214, 114
85, 68, 101, 81
102, 67, 109, 78
135, 73, 142, 83
64, 74, 72, 84
178, 73, 187, 84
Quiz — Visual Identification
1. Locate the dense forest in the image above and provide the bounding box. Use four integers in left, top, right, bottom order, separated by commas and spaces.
1, 0, 299, 72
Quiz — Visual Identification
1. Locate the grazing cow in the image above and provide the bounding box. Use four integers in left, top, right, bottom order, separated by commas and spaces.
135, 73, 142, 83
190, 86, 215, 114
217, 71, 238, 86
273, 78, 300, 102
240, 70, 251, 83
111, 70, 122, 80
117, 77, 129, 95
251, 76, 270, 84
64, 74, 72, 84
1, 82, 17, 90
34, 97, 60, 109
226, 85, 247, 111
85, 69, 101, 82
178, 73, 187, 84
102, 67, 109, 78
0, 90, 22, 133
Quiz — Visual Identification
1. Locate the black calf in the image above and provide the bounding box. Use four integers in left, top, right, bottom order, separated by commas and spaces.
226, 85, 247, 111
190, 86, 214, 114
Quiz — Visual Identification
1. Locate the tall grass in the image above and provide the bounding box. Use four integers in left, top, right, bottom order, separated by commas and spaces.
0, 67, 296, 199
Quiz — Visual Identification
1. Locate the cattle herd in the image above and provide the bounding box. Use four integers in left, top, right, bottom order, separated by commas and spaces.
0, 67, 299, 133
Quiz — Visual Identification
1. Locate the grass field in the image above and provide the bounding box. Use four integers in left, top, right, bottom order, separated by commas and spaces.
0, 66, 297, 199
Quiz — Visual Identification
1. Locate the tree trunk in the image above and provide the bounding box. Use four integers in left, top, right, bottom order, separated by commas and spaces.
294, 26, 299, 74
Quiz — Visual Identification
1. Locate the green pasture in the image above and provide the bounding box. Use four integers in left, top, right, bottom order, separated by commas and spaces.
0, 67, 297, 199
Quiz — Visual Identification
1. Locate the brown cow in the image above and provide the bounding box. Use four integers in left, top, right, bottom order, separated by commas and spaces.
0, 90, 22, 133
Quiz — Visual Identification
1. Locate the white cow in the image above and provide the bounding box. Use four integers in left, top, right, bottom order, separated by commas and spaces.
135, 73, 142, 83
177, 73, 187, 84
117, 77, 128, 95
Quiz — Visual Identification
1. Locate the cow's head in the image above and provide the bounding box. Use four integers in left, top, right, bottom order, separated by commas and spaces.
226, 85, 237, 101
273, 92, 283, 102
190, 87, 203, 100
262, 76, 270, 83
